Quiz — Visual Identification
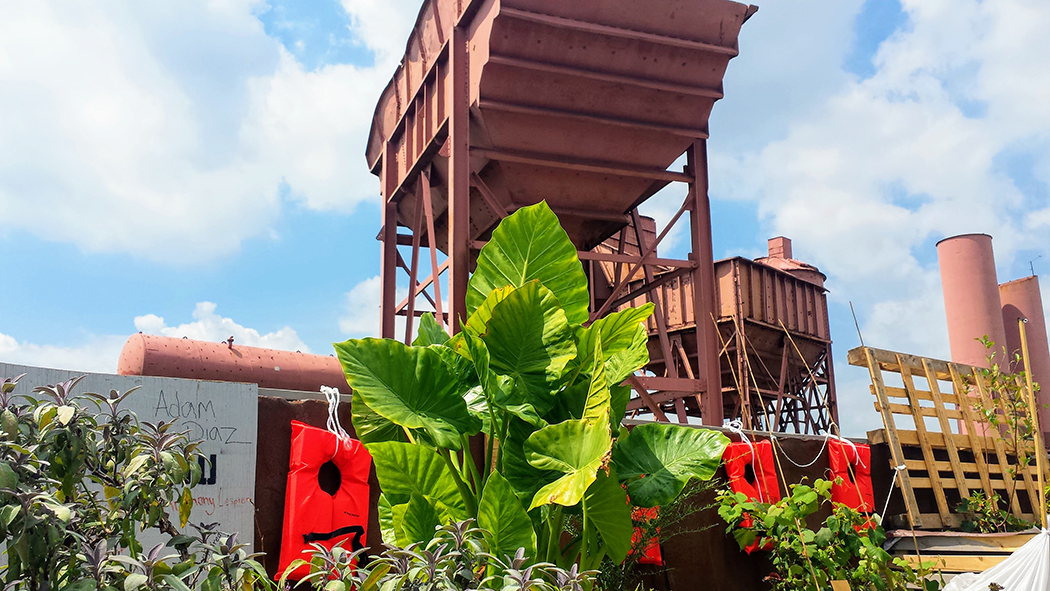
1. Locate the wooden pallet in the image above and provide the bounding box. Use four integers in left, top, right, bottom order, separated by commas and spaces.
848, 346, 1047, 529
886, 529, 1038, 577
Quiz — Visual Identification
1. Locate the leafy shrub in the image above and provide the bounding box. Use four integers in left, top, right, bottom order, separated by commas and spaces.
956, 491, 1032, 533
718, 479, 941, 591
335, 202, 730, 581
0, 374, 270, 591
283, 519, 596, 591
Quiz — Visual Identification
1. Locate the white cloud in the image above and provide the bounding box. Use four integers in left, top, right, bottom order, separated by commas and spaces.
0, 0, 418, 262
339, 275, 410, 340
710, 0, 1050, 434
0, 333, 127, 374
0, 302, 309, 373
134, 301, 308, 352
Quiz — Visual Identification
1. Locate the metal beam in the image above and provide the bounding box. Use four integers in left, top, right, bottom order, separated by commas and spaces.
500, 7, 740, 57
689, 139, 723, 425
472, 147, 693, 184
478, 100, 709, 139
447, 24, 470, 332
488, 54, 724, 100
379, 142, 399, 339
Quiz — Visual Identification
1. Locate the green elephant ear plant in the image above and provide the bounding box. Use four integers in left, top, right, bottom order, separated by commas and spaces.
334, 201, 729, 581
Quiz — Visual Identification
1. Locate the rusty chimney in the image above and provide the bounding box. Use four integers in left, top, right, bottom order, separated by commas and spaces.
1000, 276, 1050, 434
936, 234, 1008, 368
755, 236, 826, 288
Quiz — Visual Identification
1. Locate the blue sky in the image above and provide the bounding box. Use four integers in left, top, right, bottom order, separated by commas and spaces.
2, 0, 1050, 435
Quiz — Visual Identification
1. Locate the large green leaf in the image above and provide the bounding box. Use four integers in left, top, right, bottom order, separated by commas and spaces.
467, 201, 589, 325
367, 442, 468, 520
574, 304, 654, 385
613, 423, 729, 508
545, 334, 612, 426
393, 493, 442, 547
462, 286, 515, 338
582, 333, 609, 422
502, 417, 559, 499
413, 312, 449, 346
483, 281, 576, 411
350, 390, 405, 445
335, 338, 478, 449
583, 467, 633, 564
609, 385, 630, 430
478, 472, 537, 560
525, 416, 612, 510
464, 330, 544, 427
378, 494, 398, 547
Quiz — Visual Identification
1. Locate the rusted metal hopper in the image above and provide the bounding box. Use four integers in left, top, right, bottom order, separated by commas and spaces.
369, 0, 756, 426
597, 229, 837, 433
368, 0, 755, 252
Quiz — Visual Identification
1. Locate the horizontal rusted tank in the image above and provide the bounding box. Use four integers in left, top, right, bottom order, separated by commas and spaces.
366, 0, 756, 250
117, 334, 347, 393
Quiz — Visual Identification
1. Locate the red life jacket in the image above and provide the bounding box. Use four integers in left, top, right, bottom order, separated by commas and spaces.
278, 421, 372, 580
722, 441, 781, 553
828, 439, 875, 529
630, 506, 663, 565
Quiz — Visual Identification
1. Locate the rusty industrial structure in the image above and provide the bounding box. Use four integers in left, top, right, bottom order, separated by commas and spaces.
364, 0, 840, 431
592, 227, 836, 432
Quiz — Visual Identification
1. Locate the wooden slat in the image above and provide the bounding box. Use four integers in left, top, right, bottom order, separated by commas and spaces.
972, 371, 1025, 516
922, 358, 970, 500
995, 375, 1044, 515
950, 363, 997, 498
880, 401, 963, 420
897, 554, 1008, 573
888, 532, 1037, 554
864, 348, 922, 528
883, 384, 960, 404
898, 354, 953, 525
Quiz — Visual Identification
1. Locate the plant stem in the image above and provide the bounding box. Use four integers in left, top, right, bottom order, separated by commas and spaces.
546, 505, 564, 565
442, 450, 477, 516
461, 434, 482, 497
496, 414, 511, 472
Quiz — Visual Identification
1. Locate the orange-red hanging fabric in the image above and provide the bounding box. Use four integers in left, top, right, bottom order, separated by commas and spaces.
278, 421, 372, 579
723, 440, 781, 553
828, 439, 875, 529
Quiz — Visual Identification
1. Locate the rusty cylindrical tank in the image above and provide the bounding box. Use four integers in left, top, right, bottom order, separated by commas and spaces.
117, 334, 347, 393
937, 234, 1008, 368
1000, 276, 1050, 434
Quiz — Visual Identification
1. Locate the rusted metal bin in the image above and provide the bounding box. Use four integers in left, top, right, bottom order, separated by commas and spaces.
597, 230, 837, 433
367, 0, 756, 250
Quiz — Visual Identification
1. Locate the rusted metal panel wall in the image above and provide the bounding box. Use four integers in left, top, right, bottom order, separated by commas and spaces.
619, 257, 830, 343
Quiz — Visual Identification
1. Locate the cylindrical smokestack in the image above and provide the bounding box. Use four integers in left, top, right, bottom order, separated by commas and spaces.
1000, 276, 1050, 434
937, 234, 1008, 368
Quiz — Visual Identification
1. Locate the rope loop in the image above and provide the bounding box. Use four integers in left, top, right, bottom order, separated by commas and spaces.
321, 386, 351, 451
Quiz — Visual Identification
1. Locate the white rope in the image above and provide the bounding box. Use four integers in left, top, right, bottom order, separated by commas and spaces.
726, 420, 766, 502
830, 434, 867, 469
880, 464, 907, 521
321, 386, 351, 451
776, 432, 831, 469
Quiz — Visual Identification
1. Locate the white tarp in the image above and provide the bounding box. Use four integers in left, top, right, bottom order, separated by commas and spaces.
944, 529, 1050, 591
